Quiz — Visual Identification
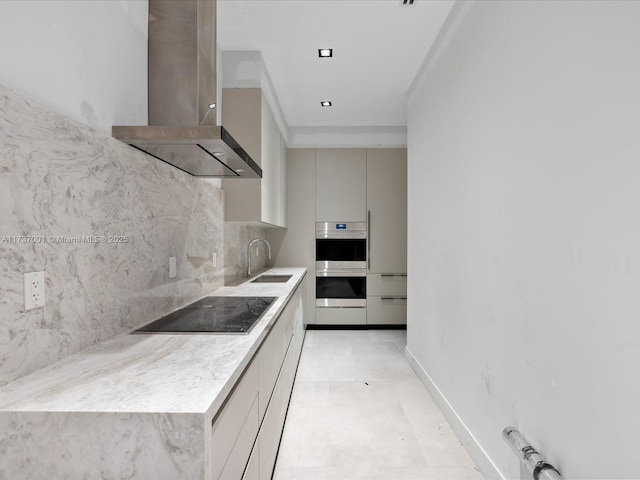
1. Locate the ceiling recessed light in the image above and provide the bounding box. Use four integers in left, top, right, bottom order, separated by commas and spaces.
321, 101, 332, 107
318, 48, 333, 58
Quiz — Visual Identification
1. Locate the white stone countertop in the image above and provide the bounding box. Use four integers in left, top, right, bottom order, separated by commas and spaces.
0, 267, 306, 419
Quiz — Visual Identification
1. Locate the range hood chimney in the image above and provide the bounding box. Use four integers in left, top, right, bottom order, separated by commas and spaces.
112, 0, 261, 178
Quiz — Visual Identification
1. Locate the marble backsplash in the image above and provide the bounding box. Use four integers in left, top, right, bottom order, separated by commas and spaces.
0, 83, 268, 386
224, 223, 271, 283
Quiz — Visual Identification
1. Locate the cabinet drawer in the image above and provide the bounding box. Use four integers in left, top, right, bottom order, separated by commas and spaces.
366, 296, 407, 325
259, 300, 294, 419
259, 337, 298, 480
211, 358, 260, 480
367, 274, 407, 296
316, 307, 366, 325
242, 443, 259, 480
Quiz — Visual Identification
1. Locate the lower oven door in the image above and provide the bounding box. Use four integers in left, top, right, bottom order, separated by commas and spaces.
316, 270, 366, 308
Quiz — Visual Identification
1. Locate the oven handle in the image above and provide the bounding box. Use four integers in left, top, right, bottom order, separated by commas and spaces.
367, 210, 371, 271
316, 269, 367, 277
316, 298, 367, 308
316, 305, 367, 308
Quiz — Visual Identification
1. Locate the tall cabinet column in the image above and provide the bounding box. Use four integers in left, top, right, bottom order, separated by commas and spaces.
366, 148, 407, 325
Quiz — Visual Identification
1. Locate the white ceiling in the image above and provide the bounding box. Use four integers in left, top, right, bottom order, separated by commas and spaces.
217, 0, 455, 134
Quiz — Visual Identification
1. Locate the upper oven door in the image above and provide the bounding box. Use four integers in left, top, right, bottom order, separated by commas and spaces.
316, 221, 368, 269
316, 238, 366, 269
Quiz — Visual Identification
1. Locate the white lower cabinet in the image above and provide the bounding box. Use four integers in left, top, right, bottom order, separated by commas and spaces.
258, 301, 294, 419
366, 297, 407, 325
367, 274, 407, 297
366, 274, 407, 325
242, 444, 260, 480
316, 307, 366, 325
211, 359, 260, 480
210, 280, 305, 480
258, 335, 296, 479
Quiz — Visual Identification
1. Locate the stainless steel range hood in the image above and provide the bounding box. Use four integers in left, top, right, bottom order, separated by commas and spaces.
112, 0, 261, 178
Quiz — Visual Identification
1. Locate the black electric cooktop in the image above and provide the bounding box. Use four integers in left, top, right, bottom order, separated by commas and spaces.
133, 296, 277, 334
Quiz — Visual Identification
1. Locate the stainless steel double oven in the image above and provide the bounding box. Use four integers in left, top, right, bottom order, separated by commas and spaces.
315, 222, 367, 314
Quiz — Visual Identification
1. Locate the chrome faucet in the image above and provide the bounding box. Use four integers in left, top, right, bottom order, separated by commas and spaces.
247, 238, 271, 277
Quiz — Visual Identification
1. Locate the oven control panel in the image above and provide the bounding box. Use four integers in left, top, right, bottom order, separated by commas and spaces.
316, 222, 367, 239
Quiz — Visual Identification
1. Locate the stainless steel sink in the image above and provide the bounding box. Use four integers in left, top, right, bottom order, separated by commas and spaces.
251, 274, 292, 283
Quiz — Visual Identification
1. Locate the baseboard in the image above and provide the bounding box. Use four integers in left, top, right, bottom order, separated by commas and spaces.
405, 346, 505, 480
306, 324, 367, 330
306, 324, 407, 330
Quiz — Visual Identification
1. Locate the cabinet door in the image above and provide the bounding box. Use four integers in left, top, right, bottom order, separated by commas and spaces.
315, 307, 366, 325
315, 149, 366, 222
258, 298, 294, 419
242, 444, 259, 480
261, 95, 281, 226
258, 335, 297, 480
256, 287, 304, 480
222, 88, 262, 223
366, 297, 407, 325
278, 135, 288, 227
367, 274, 407, 296
366, 148, 407, 274
211, 359, 260, 480
222, 88, 287, 227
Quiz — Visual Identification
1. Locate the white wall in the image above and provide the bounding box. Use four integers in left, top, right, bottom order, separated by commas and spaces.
0, 0, 148, 131
407, 1, 640, 479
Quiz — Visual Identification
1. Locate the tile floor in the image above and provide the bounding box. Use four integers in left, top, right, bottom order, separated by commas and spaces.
273, 329, 485, 480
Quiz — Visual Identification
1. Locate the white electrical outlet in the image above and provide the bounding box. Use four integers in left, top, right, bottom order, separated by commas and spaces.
24, 271, 45, 310
212, 252, 217, 268
169, 257, 177, 278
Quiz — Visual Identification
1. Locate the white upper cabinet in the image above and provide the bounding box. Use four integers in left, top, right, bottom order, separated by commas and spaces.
366, 148, 407, 274
222, 88, 287, 227
315, 148, 367, 222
